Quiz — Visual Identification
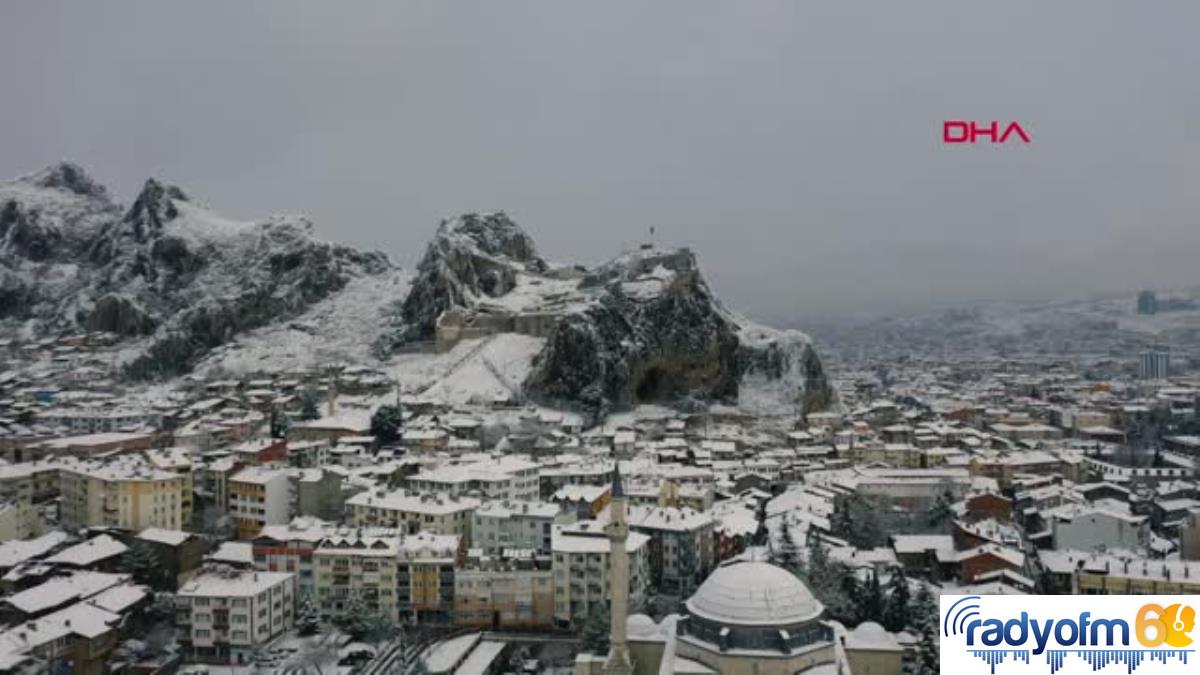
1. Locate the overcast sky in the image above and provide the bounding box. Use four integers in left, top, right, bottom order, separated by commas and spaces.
2, 2, 1198, 321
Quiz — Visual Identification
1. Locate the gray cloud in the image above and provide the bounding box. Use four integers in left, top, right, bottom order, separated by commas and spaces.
2, 1, 1197, 320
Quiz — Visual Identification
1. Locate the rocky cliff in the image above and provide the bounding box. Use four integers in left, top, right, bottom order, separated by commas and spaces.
384, 212, 547, 348
387, 214, 835, 416
0, 162, 394, 379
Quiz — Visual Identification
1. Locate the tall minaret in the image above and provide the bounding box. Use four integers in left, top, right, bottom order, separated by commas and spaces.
603, 461, 634, 674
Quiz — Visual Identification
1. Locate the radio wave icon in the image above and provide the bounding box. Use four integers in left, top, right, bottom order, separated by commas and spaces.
944, 596, 981, 638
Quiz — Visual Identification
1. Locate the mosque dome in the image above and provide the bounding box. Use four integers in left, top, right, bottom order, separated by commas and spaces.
627, 613, 662, 640
685, 560, 824, 627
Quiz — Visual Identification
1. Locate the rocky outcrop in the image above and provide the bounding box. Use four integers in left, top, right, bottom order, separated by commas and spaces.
390, 214, 835, 416
387, 212, 546, 347
0, 162, 395, 378
524, 249, 742, 414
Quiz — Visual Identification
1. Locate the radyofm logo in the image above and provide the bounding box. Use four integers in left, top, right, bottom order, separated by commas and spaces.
940, 595, 1197, 674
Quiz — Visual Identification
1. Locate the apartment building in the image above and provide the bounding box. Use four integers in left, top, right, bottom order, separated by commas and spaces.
37, 407, 162, 435
229, 467, 292, 539
348, 488, 479, 540
1041, 550, 1200, 594
313, 534, 400, 622
144, 446, 195, 526
626, 504, 715, 595
473, 500, 571, 554
455, 549, 554, 630
230, 467, 346, 539
396, 531, 461, 624
59, 457, 184, 531
551, 521, 649, 628
405, 455, 540, 501
176, 569, 295, 665
253, 519, 329, 598
0, 461, 56, 541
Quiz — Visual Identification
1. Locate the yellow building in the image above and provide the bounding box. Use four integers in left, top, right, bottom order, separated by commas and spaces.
59, 457, 184, 531
228, 467, 292, 540
145, 447, 195, 526
397, 532, 461, 623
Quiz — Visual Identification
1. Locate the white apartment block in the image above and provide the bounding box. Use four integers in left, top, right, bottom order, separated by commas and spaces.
473, 499, 571, 554
626, 504, 716, 594
348, 488, 479, 541
176, 570, 295, 665
405, 455, 540, 501
551, 521, 649, 628
38, 407, 162, 435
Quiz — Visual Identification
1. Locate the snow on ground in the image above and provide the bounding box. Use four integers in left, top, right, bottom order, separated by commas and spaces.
387, 334, 544, 405
198, 270, 410, 375
421, 632, 481, 672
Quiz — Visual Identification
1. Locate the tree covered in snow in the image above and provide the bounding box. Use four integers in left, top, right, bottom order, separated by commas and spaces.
926, 490, 955, 529
799, 534, 855, 624
770, 515, 802, 576
269, 407, 290, 438
910, 583, 940, 674
580, 602, 611, 655
370, 404, 404, 444
751, 498, 769, 548
831, 493, 885, 548
122, 540, 166, 590
882, 566, 912, 633
297, 592, 321, 636
857, 569, 885, 627
300, 387, 321, 420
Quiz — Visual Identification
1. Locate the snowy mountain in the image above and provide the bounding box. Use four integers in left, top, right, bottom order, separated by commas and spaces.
381, 213, 834, 417
0, 163, 397, 378
1, 164, 833, 415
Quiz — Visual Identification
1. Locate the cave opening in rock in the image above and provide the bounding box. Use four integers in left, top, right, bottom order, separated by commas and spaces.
635, 366, 673, 402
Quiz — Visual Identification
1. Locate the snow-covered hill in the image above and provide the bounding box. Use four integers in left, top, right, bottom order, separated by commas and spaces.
381, 213, 834, 417
0, 162, 397, 378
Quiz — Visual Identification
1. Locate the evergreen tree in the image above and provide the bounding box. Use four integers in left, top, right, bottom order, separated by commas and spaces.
802, 534, 856, 625
299, 387, 321, 421
927, 490, 955, 529
335, 595, 371, 639
772, 516, 802, 575
297, 593, 321, 636
580, 602, 611, 655
833, 494, 885, 548
362, 611, 396, 646
882, 567, 911, 632
122, 541, 165, 590
859, 569, 885, 625
751, 499, 769, 548
269, 408, 289, 439
911, 584, 940, 673
370, 404, 404, 445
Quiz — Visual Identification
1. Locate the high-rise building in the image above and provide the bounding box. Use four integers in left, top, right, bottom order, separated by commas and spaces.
1138, 347, 1170, 380
1137, 290, 1158, 315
